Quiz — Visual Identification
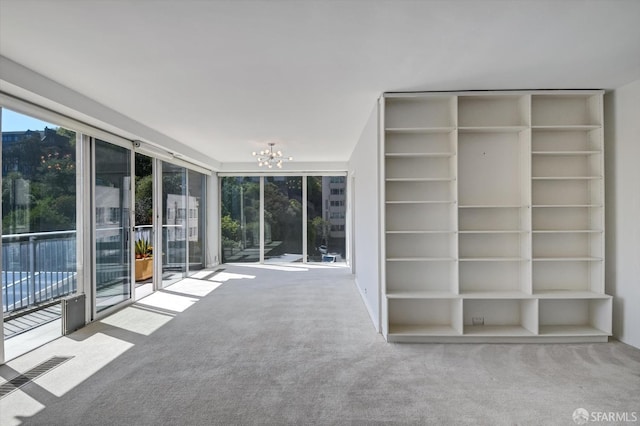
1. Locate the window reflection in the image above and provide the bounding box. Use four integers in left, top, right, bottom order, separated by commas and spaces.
307, 176, 346, 262
94, 139, 131, 312
162, 162, 187, 287
187, 169, 206, 274
1, 109, 78, 314
220, 177, 260, 263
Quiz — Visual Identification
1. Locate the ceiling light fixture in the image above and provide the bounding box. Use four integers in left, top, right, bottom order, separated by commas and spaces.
252, 142, 293, 169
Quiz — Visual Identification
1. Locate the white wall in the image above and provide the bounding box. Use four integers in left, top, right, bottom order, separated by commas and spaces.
348, 103, 381, 332
604, 78, 640, 349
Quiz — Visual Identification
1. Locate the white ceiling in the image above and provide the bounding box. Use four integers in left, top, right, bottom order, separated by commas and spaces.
1, 0, 639, 165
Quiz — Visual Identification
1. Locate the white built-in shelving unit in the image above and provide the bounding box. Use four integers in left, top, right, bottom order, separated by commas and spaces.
381, 90, 611, 343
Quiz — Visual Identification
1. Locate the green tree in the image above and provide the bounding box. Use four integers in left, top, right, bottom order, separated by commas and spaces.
135, 174, 153, 225
2, 127, 77, 233
311, 216, 331, 248
221, 214, 240, 241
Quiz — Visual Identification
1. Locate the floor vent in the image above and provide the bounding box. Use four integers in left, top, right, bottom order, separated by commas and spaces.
0, 356, 72, 399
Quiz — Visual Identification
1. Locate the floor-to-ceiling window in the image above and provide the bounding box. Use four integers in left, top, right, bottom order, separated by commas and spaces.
220, 175, 346, 264
308, 176, 346, 261
162, 161, 187, 287
187, 169, 206, 274
1, 108, 77, 341
220, 177, 260, 263
264, 176, 303, 262
94, 139, 132, 313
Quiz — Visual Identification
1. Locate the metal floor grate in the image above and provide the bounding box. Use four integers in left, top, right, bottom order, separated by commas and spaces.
0, 356, 73, 398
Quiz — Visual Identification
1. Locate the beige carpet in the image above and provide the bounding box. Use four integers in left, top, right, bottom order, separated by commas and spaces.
1, 263, 639, 425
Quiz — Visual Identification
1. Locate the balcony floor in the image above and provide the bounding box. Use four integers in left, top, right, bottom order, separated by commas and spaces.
3, 305, 61, 339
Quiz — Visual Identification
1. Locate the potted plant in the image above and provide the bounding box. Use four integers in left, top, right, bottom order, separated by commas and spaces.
135, 238, 153, 281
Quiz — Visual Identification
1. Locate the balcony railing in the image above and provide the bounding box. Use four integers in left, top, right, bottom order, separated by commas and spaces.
2, 230, 77, 314
3, 225, 194, 315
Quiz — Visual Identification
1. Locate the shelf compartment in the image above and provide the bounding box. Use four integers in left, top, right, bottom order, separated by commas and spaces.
532, 176, 602, 181
387, 291, 457, 299
459, 232, 526, 259
386, 232, 453, 259
386, 203, 453, 232
534, 290, 607, 299
459, 258, 525, 261
531, 125, 601, 131
386, 200, 453, 205
386, 156, 451, 180
463, 299, 537, 335
459, 261, 530, 293
458, 131, 528, 206
385, 153, 454, 158
532, 206, 602, 231
458, 206, 526, 232
385, 130, 454, 155
459, 230, 526, 234
386, 230, 455, 234
532, 180, 603, 207
531, 128, 601, 152
385, 127, 455, 134
538, 298, 611, 336
533, 261, 603, 293
533, 232, 602, 259
532, 153, 601, 178
385, 178, 453, 182
459, 291, 531, 299
532, 205, 601, 209
388, 298, 462, 336
532, 151, 600, 156
531, 94, 601, 127
458, 126, 528, 133
458, 95, 529, 128
384, 96, 456, 129
387, 257, 455, 262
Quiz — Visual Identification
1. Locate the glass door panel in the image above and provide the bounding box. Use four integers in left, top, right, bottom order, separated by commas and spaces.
134, 153, 154, 299
264, 176, 302, 262
220, 177, 260, 263
187, 169, 205, 274
162, 162, 186, 287
94, 140, 132, 313
2, 109, 76, 358
307, 176, 346, 263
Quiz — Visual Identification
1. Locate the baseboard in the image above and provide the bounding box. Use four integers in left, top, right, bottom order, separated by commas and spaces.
354, 277, 380, 333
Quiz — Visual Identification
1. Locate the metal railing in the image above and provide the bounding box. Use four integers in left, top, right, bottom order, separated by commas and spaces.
2, 230, 77, 314
3, 224, 194, 314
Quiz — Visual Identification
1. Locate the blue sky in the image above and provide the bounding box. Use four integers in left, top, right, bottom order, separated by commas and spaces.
2, 109, 57, 131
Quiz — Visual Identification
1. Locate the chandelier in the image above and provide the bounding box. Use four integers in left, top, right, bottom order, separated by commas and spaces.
252, 142, 293, 169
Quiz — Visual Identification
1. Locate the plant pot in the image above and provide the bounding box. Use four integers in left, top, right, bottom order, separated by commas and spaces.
135, 257, 153, 281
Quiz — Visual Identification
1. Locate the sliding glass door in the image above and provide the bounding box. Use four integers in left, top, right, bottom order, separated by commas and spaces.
94, 140, 132, 313
134, 153, 154, 299
187, 169, 206, 274
162, 162, 187, 287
